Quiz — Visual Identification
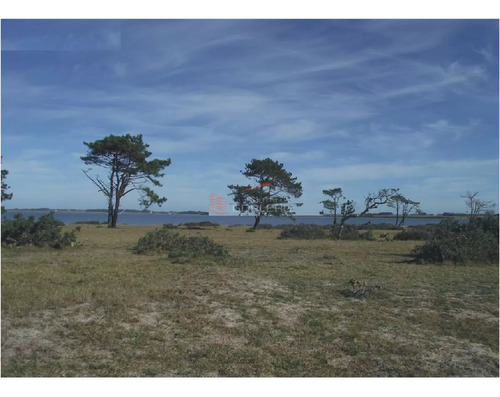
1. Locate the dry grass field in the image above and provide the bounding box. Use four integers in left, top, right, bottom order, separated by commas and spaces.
1, 224, 498, 377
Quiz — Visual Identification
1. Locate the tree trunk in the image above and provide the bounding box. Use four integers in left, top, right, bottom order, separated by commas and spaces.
107, 203, 114, 228
110, 209, 118, 228
399, 214, 406, 227
338, 217, 350, 239
253, 214, 261, 230
338, 222, 344, 239
107, 168, 116, 228
110, 195, 121, 228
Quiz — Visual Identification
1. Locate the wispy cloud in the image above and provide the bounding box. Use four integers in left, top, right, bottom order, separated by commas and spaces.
2, 20, 121, 51
1, 20, 498, 213
320, 157, 494, 178
267, 150, 326, 162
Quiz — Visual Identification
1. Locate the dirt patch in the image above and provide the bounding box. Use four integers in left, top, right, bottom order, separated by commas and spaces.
205, 302, 243, 328
1, 303, 109, 365
448, 309, 499, 324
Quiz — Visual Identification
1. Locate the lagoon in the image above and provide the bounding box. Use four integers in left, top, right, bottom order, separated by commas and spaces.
2, 210, 448, 227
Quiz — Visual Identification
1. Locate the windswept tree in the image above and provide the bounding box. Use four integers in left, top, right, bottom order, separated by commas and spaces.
388, 193, 420, 226
336, 188, 399, 239
1, 164, 13, 214
461, 191, 495, 222
320, 187, 344, 224
228, 158, 303, 230
339, 199, 356, 230
398, 197, 420, 226
81, 134, 171, 228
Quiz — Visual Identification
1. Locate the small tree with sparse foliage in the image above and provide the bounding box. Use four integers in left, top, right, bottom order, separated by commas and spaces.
388, 193, 420, 226
320, 188, 344, 224
336, 188, 399, 239
461, 191, 495, 222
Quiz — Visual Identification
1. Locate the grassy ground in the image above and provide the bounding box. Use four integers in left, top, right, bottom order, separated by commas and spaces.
1, 224, 498, 377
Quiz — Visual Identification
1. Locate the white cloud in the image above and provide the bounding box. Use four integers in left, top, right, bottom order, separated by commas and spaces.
2, 20, 498, 215
423, 119, 476, 140
301, 158, 498, 184
258, 120, 322, 143
363, 61, 486, 102
268, 150, 326, 162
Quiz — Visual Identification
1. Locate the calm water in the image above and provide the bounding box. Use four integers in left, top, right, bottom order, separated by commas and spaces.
2, 210, 446, 227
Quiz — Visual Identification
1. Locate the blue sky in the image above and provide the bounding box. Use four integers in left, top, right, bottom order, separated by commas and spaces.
1, 19, 498, 215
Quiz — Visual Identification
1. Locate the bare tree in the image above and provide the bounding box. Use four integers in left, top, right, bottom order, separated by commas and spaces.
461, 191, 495, 222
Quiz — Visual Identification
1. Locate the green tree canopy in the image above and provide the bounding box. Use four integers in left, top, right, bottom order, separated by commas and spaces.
320, 187, 344, 224
81, 133, 171, 228
228, 158, 303, 229
1, 160, 13, 214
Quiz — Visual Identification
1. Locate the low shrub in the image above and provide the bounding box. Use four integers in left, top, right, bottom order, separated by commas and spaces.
359, 229, 374, 241
278, 224, 327, 239
273, 224, 292, 229
340, 279, 381, 299
135, 226, 228, 259
329, 225, 363, 240
1, 212, 78, 249
182, 221, 220, 228
394, 227, 432, 241
364, 223, 403, 231
330, 224, 398, 240
412, 217, 499, 264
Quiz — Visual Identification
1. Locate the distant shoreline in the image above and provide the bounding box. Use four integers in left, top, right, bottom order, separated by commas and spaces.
4, 209, 471, 219
5, 209, 209, 216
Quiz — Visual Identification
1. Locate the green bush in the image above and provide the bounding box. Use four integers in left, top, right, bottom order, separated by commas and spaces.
273, 224, 292, 229
331, 223, 399, 240
162, 223, 179, 229
182, 221, 220, 228
394, 227, 432, 241
135, 226, 228, 259
278, 224, 327, 239
359, 229, 374, 241
329, 225, 361, 240
412, 217, 499, 264
1, 213, 78, 249
368, 223, 403, 230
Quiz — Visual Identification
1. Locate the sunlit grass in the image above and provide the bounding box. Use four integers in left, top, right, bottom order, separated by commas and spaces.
1, 224, 498, 376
